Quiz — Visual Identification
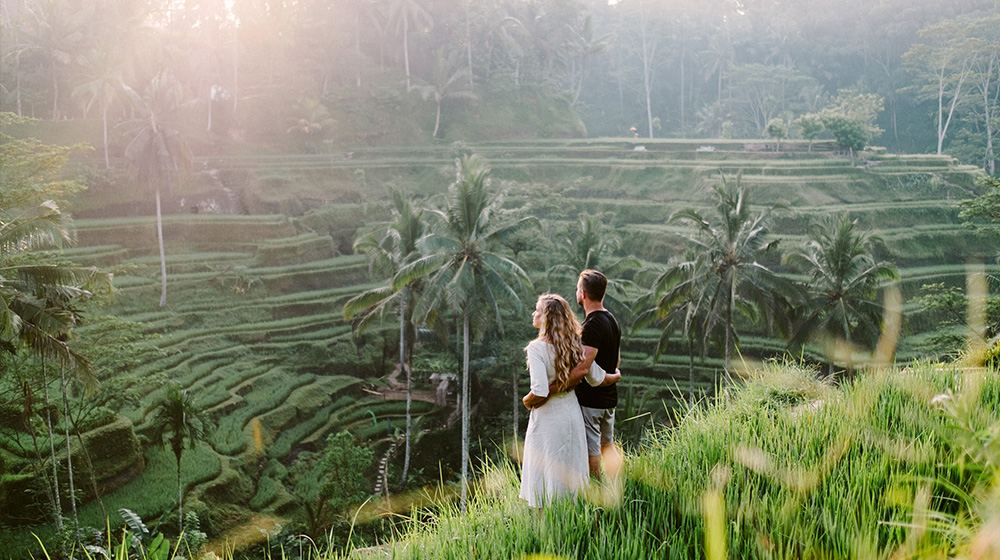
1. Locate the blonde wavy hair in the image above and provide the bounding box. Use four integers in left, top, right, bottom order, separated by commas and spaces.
531, 293, 585, 392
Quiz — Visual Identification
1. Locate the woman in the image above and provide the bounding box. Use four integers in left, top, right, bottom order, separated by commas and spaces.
519, 293, 620, 508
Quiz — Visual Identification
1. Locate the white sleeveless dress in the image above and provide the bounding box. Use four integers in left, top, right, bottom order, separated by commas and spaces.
519, 339, 606, 508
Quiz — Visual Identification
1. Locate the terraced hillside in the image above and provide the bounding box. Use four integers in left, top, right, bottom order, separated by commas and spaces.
3, 139, 994, 553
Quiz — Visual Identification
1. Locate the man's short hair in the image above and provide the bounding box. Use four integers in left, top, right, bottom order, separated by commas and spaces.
579, 269, 607, 302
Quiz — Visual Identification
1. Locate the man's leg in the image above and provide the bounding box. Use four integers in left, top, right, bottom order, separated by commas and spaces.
580, 406, 604, 478
601, 442, 623, 480
599, 409, 619, 479
588, 454, 602, 478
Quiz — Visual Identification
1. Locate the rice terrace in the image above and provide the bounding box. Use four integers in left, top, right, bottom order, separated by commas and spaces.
3, 0, 1000, 558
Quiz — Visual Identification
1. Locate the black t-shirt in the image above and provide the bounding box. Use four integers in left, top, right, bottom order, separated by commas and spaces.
575, 309, 621, 409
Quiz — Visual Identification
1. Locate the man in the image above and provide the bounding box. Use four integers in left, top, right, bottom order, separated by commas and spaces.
562, 269, 622, 479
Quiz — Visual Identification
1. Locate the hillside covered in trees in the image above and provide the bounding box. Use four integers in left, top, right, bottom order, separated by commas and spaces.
3, 0, 1000, 168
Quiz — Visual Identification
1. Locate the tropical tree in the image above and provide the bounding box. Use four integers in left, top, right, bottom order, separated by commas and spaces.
904, 16, 980, 155
285, 98, 335, 138
0, 204, 106, 540
500, 0, 564, 86
387, 0, 432, 93
766, 118, 788, 151
71, 48, 127, 168
118, 70, 192, 308
395, 154, 534, 510
546, 212, 640, 317
793, 113, 825, 152
784, 215, 900, 373
1, 114, 108, 371
414, 48, 476, 139
564, 13, 610, 105
670, 173, 790, 385
289, 431, 374, 536
344, 188, 424, 490
148, 383, 209, 533
1, 114, 112, 541
20, 0, 89, 120
621, 0, 663, 138
632, 257, 711, 406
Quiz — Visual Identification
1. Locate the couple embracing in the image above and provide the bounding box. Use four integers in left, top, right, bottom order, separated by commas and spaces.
519, 269, 622, 509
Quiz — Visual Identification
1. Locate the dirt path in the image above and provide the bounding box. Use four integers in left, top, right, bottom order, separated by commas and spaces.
203, 514, 286, 557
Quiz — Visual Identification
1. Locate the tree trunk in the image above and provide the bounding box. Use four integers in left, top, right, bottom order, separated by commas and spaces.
232, 25, 239, 113
982, 60, 996, 175
42, 359, 64, 534
398, 294, 412, 490
177, 454, 184, 533
465, 1, 474, 89
355, 9, 362, 88
21, 370, 59, 534
102, 102, 110, 169
403, 16, 412, 92
724, 275, 734, 388
679, 43, 686, 134
15, 52, 23, 116
72, 427, 106, 521
460, 311, 470, 512
433, 99, 442, 138
60, 366, 79, 539
206, 86, 213, 132
156, 187, 167, 308
512, 366, 519, 460
51, 64, 59, 120
688, 335, 695, 407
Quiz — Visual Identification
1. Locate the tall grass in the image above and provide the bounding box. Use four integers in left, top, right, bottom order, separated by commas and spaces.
19, 362, 1000, 560
353, 362, 1000, 560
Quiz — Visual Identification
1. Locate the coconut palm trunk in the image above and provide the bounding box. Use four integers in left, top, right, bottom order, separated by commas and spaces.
156, 187, 167, 308
398, 291, 412, 489
724, 274, 735, 387
460, 310, 470, 511
512, 367, 519, 457
688, 334, 696, 407
173, 439, 183, 532
41, 359, 63, 534
60, 366, 79, 538
21, 371, 59, 533
72, 427, 106, 520
101, 102, 110, 169
403, 16, 412, 92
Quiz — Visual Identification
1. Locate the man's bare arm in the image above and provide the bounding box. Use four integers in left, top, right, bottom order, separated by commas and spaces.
598, 368, 621, 387
523, 392, 548, 409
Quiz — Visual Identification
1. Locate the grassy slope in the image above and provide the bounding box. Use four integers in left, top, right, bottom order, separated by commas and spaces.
371, 363, 1000, 559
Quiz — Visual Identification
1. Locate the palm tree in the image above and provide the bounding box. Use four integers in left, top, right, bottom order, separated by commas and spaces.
22, 0, 88, 120
344, 188, 424, 490
148, 384, 209, 533
118, 70, 192, 308
564, 13, 610, 105
0, 201, 108, 541
670, 173, 791, 385
387, 0, 432, 92
0, 201, 106, 372
72, 48, 127, 168
546, 213, 640, 317
395, 155, 534, 511
633, 257, 711, 406
414, 48, 476, 139
783, 214, 899, 374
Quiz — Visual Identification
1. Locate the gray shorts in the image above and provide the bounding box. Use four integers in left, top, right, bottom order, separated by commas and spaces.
580, 405, 614, 456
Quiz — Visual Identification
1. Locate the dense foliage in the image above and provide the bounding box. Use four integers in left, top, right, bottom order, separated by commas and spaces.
3, 0, 1000, 170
